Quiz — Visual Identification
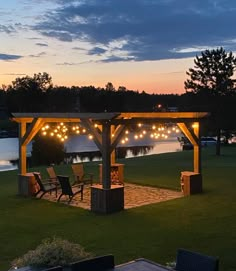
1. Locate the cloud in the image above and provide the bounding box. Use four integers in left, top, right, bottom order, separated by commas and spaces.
0, 53, 23, 61
56, 60, 94, 65
87, 47, 107, 55
28, 52, 47, 58
27, 37, 41, 40
35, 42, 48, 47
72, 46, 86, 51
39, 30, 73, 41
2, 73, 26, 76
32, 0, 236, 61
0, 24, 16, 34
56, 62, 78, 66
100, 55, 135, 63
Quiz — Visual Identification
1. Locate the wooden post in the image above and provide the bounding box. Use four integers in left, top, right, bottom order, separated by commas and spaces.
177, 122, 201, 173
91, 122, 124, 213
111, 125, 116, 164
102, 122, 111, 189
19, 122, 27, 174
193, 121, 201, 173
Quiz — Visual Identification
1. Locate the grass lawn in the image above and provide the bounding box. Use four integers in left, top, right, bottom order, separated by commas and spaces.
0, 145, 236, 270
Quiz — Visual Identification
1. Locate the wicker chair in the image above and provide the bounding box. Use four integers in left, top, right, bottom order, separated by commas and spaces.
175, 248, 219, 271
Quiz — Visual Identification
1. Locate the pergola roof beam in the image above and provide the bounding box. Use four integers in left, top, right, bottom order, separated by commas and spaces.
12, 112, 120, 123
118, 112, 208, 119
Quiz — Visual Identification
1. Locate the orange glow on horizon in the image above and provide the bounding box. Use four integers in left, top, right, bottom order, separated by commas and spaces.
0, 57, 191, 95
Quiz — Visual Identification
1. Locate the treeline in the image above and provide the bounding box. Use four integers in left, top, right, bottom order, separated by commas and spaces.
0, 57, 236, 143
1, 72, 236, 135
0, 73, 182, 113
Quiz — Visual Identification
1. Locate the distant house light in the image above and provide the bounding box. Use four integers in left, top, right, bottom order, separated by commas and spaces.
167, 107, 178, 112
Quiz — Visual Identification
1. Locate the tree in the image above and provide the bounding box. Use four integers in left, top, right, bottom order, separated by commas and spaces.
105, 82, 115, 91
117, 86, 127, 92
12, 72, 52, 92
184, 47, 236, 155
6, 72, 53, 112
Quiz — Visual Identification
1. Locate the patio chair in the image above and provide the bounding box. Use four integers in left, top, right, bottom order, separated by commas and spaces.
69, 255, 115, 271
57, 175, 84, 203
46, 166, 60, 185
71, 163, 93, 186
175, 248, 219, 271
33, 172, 58, 199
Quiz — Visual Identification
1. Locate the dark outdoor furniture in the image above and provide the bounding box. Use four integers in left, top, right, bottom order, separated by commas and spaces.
9, 258, 171, 271
43, 267, 63, 271
9, 256, 220, 271
69, 255, 114, 271
71, 163, 93, 186
57, 175, 84, 203
33, 172, 57, 199
175, 248, 219, 271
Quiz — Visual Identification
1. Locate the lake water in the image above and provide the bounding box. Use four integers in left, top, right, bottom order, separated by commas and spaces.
0, 135, 182, 172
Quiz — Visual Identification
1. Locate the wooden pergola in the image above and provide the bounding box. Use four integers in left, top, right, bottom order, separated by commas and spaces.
12, 112, 209, 213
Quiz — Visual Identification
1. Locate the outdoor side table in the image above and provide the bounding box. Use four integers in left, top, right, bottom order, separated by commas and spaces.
115, 258, 173, 271
18, 172, 40, 196
180, 171, 202, 196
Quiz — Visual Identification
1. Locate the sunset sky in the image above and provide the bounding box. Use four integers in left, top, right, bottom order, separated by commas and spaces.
1, 0, 236, 94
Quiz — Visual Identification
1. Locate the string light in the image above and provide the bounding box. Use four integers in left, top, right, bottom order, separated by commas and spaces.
40, 122, 181, 144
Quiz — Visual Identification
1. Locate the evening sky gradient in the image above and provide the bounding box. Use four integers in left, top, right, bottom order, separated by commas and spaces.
1, 0, 236, 94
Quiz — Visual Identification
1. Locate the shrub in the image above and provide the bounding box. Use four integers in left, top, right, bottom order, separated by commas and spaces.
166, 261, 176, 268
11, 237, 92, 268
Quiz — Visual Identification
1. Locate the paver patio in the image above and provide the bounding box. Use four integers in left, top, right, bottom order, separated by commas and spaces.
43, 183, 183, 209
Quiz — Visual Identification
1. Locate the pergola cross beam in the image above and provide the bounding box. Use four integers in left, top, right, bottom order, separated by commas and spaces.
22, 118, 45, 146
80, 119, 102, 151
111, 124, 126, 151
177, 122, 199, 146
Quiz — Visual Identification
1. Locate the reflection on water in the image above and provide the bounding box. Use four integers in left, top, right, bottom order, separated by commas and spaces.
0, 160, 18, 172
0, 135, 182, 171
67, 137, 181, 163
65, 145, 154, 163
0, 138, 32, 172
